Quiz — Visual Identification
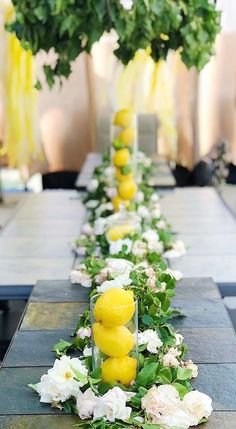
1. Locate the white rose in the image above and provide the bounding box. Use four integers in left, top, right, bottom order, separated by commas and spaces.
182, 360, 198, 378
94, 217, 107, 235
70, 270, 92, 288
137, 205, 149, 219
36, 356, 88, 404
85, 199, 99, 209
109, 238, 133, 255
132, 240, 147, 257
81, 223, 94, 236
76, 388, 99, 419
163, 348, 181, 368
87, 179, 99, 192
138, 329, 163, 353
76, 327, 91, 339
183, 390, 213, 426
93, 387, 133, 422
83, 346, 92, 357
105, 258, 133, 274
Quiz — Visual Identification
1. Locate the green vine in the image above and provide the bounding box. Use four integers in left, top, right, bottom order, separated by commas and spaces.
7, 0, 221, 87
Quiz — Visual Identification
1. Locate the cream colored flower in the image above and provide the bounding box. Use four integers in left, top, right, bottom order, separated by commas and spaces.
138, 329, 163, 353
183, 390, 213, 425
132, 240, 147, 257
93, 387, 133, 422
76, 388, 99, 419
163, 347, 181, 368
87, 179, 99, 192
70, 269, 92, 288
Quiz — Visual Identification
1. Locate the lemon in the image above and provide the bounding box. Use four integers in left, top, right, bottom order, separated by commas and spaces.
112, 196, 130, 212
102, 356, 137, 385
117, 128, 135, 145
113, 148, 130, 168
106, 224, 135, 241
115, 168, 133, 182
118, 179, 137, 200
113, 109, 133, 128
93, 323, 134, 357
94, 288, 135, 327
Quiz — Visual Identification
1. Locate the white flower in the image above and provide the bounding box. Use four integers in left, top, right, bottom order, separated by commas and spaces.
156, 219, 166, 230
135, 191, 144, 203
104, 166, 115, 177
120, 0, 133, 11
163, 348, 181, 368
165, 268, 183, 281
143, 156, 152, 167
106, 258, 134, 274
97, 278, 123, 293
150, 193, 159, 203
87, 179, 99, 192
83, 346, 92, 357
137, 205, 149, 219
138, 329, 163, 353
105, 187, 117, 199
96, 202, 113, 217
76, 388, 99, 419
85, 199, 99, 209
81, 223, 94, 236
142, 229, 159, 243
150, 207, 162, 219
164, 240, 186, 259
144, 267, 156, 291
175, 333, 184, 346
142, 385, 193, 429
132, 240, 147, 257
94, 217, 107, 235
183, 390, 213, 426
70, 269, 92, 288
182, 360, 198, 378
93, 387, 133, 422
109, 238, 132, 255
95, 267, 111, 284
159, 281, 167, 292
76, 327, 91, 339
36, 355, 88, 404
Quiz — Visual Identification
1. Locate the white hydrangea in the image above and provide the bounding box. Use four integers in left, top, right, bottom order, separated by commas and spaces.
87, 179, 99, 192
138, 329, 163, 353
36, 356, 88, 403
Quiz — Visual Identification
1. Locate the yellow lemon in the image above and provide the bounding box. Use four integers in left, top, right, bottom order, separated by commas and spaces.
117, 128, 135, 145
106, 224, 134, 241
93, 323, 134, 357
118, 180, 137, 200
94, 288, 135, 327
112, 196, 130, 212
115, 168, 133, 182
102, 356, 137, 386
113, 109, 133, 128
113, 148, 130, 168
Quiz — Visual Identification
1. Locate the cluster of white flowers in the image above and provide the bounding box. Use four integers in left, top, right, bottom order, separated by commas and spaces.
142, 229, 164, 254
142, 385, 212, 429
138, 329, 163, 353
77, 386, 134, 422
36, 356, 88, 403
70, 264, 92, 287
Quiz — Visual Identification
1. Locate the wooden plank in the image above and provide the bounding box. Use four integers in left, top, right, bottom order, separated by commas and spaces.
20, 302, 88, 331
0, 415, 79, 428
175, 278, 221, 300
0, 237, 74, 259
30, 280, 89, 303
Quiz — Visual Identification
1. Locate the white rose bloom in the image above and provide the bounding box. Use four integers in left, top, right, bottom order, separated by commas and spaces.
175, 333, 184, 346
81, 223, 94, 236
36, 356, 88, 404
183, 390, 213, 426
164, 240, 186, 259
106, 258, 134, 274
93, 217, 107, 235
137, 205, 150, 219
105, 187, 117, 199
132, 240, 147, 257
93, 387, 133, 422
87, 179, 99, 192
76, 388, 99, 420
83, 346, 92, 357
96, 202, 113, 217
163, 348, 181, 368
109, 238, 133, 255
70, 270, 92, 288
182, 360, 198, 378
142, 385, 193, 429
135, 191, 145, 202
156, 219, 166, 230
138, 329, 163, 353
76, 327, 91, 339
85, 200, 99, 209
150, 193, 159, 203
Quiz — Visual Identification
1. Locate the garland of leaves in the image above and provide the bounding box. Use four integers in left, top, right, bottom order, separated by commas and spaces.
29, 152, 213, 429
7, 0, 221, 87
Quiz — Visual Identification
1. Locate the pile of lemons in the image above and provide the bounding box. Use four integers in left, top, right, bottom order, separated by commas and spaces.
93, 288, 137, 386
112, 109, 137, 211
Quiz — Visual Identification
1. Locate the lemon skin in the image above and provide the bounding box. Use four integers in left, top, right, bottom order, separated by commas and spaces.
94, 288, 135, 327
102, 356, 137, 386
113, 109, 133, 128
113, 148, 130, 168
118, 179, 137, 200
93, 323, 134, 357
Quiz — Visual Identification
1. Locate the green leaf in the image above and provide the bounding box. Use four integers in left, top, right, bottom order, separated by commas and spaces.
176, 367, 193, 381
71, 367, 88, 384
28, 383, 38, 392
142, 314, 154, 327
136, 362, 158, 386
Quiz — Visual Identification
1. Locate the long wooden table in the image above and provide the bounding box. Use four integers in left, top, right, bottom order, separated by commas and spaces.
0, 277, 236, 427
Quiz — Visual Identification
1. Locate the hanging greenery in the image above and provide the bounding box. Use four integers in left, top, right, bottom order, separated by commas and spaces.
7, 0, 221, 87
